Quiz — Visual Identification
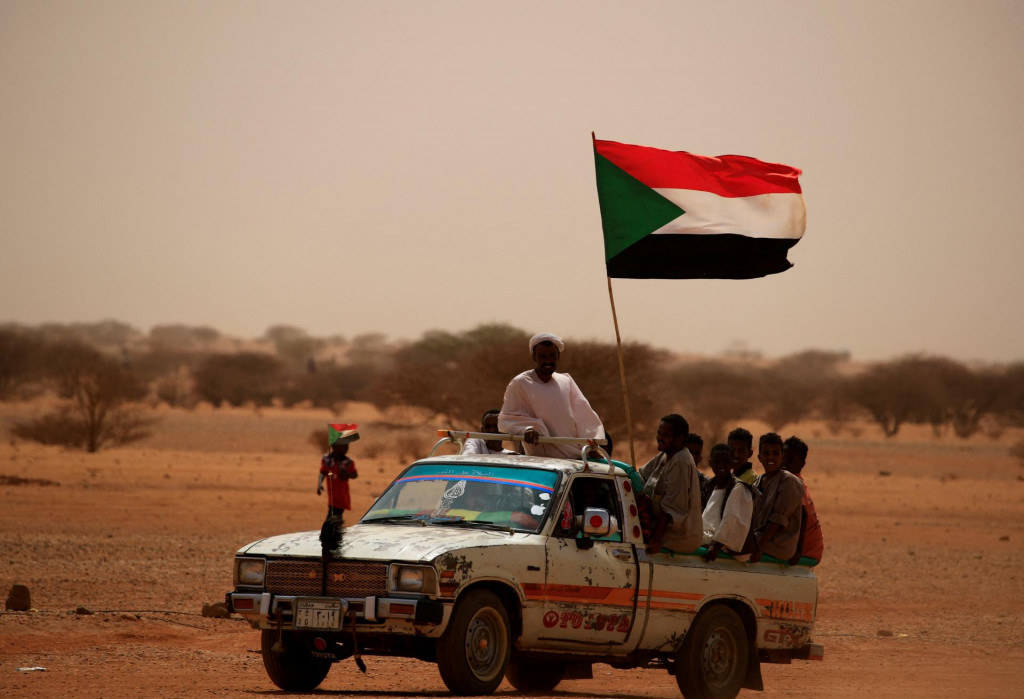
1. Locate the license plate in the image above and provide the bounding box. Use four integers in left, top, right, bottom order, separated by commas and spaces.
294, 598, 343, 630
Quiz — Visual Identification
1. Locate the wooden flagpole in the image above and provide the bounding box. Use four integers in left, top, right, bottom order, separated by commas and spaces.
606, 275, 638, 469
593, 132, 639, 468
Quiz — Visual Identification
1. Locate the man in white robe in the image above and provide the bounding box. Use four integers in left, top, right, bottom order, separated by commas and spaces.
498, 332, 604, 460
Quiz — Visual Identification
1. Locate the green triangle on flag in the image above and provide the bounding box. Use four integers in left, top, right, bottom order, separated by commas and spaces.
594, 152, 685, 261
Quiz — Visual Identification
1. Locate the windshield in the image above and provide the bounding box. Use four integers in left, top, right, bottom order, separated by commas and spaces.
361, 463, 559, 533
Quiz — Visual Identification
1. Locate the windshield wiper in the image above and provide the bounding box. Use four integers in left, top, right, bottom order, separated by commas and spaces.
429, 518, 514, 534
361, 514, 426, 524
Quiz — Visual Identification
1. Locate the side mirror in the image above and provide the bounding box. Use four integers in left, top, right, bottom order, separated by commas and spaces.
581, 507, 612, 538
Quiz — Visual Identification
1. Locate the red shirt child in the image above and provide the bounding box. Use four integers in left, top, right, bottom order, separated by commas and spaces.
317, 424, 359, 518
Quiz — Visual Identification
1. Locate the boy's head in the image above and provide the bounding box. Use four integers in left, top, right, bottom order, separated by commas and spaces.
726, 427, 753, 469
480, 409, 501, 432
656, 414, 689, 455
331, 442, 350, 457
782, 436, 809, 475
757, 432, 784, 474
709, 443, 733, 479
683, 433, 704, 466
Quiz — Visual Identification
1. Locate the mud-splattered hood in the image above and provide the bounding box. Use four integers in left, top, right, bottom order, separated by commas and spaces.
236, 522, 536, 562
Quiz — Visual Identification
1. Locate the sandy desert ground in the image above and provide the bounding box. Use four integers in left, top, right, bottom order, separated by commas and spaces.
1, 400, 1022, 698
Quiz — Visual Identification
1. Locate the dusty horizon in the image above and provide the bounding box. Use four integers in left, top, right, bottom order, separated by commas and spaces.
5, 315, 1023, 366
2, 1, 1022, 364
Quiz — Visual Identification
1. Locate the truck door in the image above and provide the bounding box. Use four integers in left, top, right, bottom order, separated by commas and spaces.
530, 476, 640, 649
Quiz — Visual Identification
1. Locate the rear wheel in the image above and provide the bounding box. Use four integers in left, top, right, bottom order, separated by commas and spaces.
260, 630, 332, 691
505, 655, 566, 692
675, 606, 748, 699
436, 590, 511, 695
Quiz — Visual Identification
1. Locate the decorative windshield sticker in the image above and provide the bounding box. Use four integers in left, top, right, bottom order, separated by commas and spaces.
437, 479, 467, 513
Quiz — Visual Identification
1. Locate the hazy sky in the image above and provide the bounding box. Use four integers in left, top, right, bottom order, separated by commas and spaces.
2, 1, 1022, 363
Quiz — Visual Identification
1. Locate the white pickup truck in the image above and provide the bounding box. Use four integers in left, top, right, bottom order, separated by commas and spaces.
226, 436, 822, 698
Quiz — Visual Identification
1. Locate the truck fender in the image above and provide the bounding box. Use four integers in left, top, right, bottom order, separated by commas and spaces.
687, 598, 763, 691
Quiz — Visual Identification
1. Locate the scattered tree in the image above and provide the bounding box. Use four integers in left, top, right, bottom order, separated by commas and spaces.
0, 328, 42, 399
371, 324, 530, 426
194, 352, 284, 407
757, 350, 848, 431
13, 341, 153, 452
667, 361, 761, 443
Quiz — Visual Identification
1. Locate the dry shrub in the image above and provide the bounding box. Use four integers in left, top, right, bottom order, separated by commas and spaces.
12, 407, 90, 447
153, 367, 198, 408
194, 352, 283, 407
13, 404, 152, 451
0, 328, 42, 400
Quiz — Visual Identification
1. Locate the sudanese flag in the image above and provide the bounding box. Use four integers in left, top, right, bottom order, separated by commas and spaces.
593, 138, 806, 279
327, 423, 359, 446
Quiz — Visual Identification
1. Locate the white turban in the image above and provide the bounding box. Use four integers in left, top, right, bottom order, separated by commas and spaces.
529, 332, 564, 353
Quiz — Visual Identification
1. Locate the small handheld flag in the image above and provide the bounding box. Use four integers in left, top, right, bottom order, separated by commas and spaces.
327, 423, 359, 446
593, 138, 806, 280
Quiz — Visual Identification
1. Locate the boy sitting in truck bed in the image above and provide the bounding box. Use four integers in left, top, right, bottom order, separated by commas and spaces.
701, 443, 756, 562
749, 432, 805, 563
783, 435, 825, 565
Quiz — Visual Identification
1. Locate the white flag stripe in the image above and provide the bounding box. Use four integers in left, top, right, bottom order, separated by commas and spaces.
651, 189, 806, 239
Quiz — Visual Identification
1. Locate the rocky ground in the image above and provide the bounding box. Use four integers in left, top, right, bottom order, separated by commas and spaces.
1, 402, 1022, 697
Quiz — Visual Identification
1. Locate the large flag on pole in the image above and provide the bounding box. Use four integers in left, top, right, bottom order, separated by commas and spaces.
594, 138, 806, 279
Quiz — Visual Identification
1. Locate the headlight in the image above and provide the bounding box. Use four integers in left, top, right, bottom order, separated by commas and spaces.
235, 558, 266, 587
392, 565, 437, 593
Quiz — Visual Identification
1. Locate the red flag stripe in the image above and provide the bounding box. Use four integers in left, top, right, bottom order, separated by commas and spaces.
595, 139, 802, 197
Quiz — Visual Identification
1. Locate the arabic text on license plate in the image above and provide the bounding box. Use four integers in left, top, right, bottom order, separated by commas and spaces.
294, 599, 342, 630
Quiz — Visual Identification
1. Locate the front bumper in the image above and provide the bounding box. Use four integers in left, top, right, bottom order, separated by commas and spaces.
226, 590, 445, 630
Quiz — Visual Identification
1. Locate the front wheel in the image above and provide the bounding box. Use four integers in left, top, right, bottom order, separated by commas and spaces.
436, 590, 511, 695
260, 630, 332, 691
675, 606, 749, 699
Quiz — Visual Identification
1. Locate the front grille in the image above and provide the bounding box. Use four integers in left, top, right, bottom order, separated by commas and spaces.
265, 560, 388, 598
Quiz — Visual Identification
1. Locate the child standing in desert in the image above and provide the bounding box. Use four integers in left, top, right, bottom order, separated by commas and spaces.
317, 423, 359, 520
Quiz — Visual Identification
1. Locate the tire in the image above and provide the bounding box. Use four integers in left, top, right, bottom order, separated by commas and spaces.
436, 590, 511, 695
260, 629, 332, 691
505, 655, 566, 692
675, 606, 749, 699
